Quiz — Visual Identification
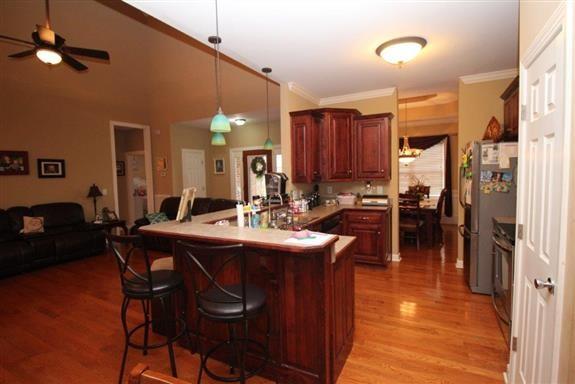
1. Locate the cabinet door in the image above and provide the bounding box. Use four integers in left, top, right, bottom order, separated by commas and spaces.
346, 223, 383, 264
508, 90, 519, 140
326, 112, 354, 181
291, 114, 313, 183
355, 117, 390, 180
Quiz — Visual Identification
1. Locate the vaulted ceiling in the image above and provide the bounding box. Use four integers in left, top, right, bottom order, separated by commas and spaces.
125, 0, 519, 99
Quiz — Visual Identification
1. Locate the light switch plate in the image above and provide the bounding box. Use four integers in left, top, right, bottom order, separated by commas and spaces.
327, 186, 333, 194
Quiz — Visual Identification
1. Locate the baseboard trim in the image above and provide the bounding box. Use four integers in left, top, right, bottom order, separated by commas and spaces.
392, 253, 401, 262
455, 259, 464, 269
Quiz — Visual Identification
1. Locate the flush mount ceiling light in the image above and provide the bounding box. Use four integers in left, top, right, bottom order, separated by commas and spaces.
376, 36, 427, 66
233, 118, 246, 126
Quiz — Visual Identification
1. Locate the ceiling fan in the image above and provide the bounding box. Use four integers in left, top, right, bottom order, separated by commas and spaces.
0, 0, 110, 72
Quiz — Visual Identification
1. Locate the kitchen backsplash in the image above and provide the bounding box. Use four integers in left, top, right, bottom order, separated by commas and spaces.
293, 181, 391, 199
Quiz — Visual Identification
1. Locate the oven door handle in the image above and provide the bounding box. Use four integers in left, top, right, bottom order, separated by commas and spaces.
492, 235, 513, 253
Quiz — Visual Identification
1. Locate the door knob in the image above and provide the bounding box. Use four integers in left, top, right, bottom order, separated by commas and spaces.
534, 277, 555, 294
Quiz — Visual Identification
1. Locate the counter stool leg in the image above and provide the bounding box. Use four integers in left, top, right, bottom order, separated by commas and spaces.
195, 316, 204, 384
119, 296, 131, 384
142, 299, 150, 356
160, 296, 178, 377
240, 319, 248, 384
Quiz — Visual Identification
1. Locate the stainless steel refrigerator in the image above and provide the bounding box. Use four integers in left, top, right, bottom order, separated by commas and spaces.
459, 141, 518, 294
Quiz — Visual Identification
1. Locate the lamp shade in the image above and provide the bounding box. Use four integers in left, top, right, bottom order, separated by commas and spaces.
211, 132, 227, 146
210, 107, 231, 133
87, 184, 103, 198
263, 137, 274, 150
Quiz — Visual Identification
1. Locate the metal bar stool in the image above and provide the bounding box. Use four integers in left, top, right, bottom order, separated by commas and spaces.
107, 233, 192, 384
177, 241, 270, 384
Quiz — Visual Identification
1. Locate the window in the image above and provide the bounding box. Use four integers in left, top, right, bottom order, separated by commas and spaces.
399, 139, 446, 197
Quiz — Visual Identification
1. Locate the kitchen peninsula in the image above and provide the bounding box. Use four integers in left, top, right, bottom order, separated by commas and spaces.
140, 203, 390, 384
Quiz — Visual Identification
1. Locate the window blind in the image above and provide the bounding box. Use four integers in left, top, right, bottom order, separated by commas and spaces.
399, 139, 446, 197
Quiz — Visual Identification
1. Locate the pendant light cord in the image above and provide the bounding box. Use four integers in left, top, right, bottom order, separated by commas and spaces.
266, 72, 270, 137
213, 0, 222, 111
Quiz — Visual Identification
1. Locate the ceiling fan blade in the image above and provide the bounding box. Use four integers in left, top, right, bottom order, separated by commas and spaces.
0, 34, 35, 46
32, 31, 42, 45
63, 46, 109, 60
8, 49, 36, 58
61, 52, 87, 71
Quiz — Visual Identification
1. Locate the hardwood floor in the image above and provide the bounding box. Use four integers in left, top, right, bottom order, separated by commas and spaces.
0, 226, 507, 383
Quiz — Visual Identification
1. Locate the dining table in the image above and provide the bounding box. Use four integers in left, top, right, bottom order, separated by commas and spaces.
418, 198, 438, 246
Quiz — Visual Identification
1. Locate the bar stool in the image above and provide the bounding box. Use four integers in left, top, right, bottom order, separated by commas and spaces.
107, 233, 191, 384
177, 241, 270, 384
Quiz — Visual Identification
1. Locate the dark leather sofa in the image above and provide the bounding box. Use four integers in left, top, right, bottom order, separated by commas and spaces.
131, 196, 240, 253
0, 203, 106, 278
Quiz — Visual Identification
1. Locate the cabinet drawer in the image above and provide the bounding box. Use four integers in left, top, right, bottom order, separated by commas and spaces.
344, 211, 383, 224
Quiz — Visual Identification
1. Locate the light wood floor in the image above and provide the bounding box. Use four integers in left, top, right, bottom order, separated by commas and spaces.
0, 226, 507, 383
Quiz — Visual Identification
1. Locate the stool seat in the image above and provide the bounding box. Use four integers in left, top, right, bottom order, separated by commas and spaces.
151, 256, 174, 271
199, 284, 266, 319
123, 270, 183, 298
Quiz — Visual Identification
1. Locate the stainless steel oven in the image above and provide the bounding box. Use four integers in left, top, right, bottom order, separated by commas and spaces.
492, 220, 515, 347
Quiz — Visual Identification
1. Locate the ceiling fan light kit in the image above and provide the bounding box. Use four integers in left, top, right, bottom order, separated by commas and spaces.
0, 0, 110, 72
376, 36, 427, 66
36, 47, 61, 65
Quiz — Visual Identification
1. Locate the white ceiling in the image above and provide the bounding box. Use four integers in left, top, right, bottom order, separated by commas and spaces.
125, 0, 519, 99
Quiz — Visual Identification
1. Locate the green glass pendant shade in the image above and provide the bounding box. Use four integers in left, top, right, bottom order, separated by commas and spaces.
211, 132, 226, 146
210, 108, 231, 133
263, 137, 273, 150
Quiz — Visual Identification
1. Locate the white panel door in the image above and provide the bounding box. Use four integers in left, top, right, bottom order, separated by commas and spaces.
513, 17, 566, 384
181, 149, 206, 197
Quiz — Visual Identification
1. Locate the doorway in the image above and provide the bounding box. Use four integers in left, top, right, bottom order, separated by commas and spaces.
109, 121, 154, 226
181, 149, 207, 197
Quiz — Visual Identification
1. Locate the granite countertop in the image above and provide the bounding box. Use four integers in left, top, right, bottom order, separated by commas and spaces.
140, 203, 389, 259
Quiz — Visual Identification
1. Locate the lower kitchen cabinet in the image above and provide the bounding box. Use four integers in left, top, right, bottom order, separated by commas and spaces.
343, 210, 390, 266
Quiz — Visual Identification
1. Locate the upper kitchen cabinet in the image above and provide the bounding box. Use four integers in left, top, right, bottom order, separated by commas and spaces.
501, 76, 519, 141
290, 111, 322, 183
354, 113, 393, 180
324, 109, 359, 181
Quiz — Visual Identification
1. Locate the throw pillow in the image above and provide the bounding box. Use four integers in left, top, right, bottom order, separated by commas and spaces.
145, 212, 169, 225
22, 216, 44, 234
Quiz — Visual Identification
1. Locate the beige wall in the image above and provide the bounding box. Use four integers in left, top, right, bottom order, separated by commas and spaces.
519, 0, 562, 58
0, 0, 277, 219
170, 120, 281, 199
457, 77, 515, 262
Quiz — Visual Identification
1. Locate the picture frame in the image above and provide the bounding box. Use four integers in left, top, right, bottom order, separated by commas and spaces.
214, 158, 225, 175
0, 151, 30, 175
116, 160, 125, 176
37, 159, 66, 178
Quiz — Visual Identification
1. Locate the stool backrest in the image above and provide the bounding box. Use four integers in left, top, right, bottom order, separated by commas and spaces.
106, 233, 153, 294
177, 241, 247, 316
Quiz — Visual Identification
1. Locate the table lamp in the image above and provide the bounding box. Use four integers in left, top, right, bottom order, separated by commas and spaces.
87, 184, 103, 217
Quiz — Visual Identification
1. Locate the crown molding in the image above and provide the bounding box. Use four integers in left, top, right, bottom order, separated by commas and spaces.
319, 87, 396, 106
459, 68, 518, 84
287, 82, 320, 105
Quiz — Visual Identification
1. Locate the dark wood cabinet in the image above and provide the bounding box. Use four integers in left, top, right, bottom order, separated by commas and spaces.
343, 210, 390, 266
501, 76, 519, 141
354, 113, 392, 180
325, 111, 356, 181
290, 108, 393, 183
290, 112, 322, 183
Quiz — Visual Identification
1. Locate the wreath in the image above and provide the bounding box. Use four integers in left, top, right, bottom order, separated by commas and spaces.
250, 156, 267, 178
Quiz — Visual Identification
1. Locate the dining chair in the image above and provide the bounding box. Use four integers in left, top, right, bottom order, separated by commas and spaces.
432, 188, 448, 245
399, 195, 425, 250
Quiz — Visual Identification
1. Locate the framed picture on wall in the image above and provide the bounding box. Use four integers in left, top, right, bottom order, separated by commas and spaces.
214, 158, 225, 175
0, 151, 29, 175
116, 161, 125, 176
37, 159, 66, 178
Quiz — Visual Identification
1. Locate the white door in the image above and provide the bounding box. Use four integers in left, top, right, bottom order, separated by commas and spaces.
125, 152, 147, 225
181, 149, 206, 197
511, 10, 569, 384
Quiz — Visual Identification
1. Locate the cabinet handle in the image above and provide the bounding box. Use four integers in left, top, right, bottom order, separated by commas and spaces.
362, 217, 369, 220
378, 232, 381, 235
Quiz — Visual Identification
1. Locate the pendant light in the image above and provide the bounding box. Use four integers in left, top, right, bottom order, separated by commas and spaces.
209, 0, 230, 143
262, 67, 273, 150
399, 99, 422, 165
